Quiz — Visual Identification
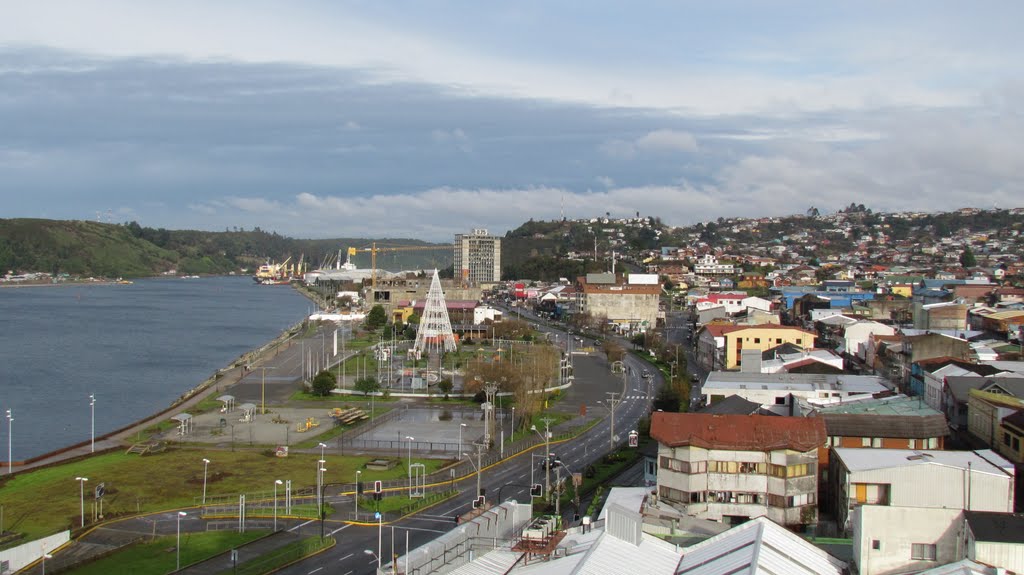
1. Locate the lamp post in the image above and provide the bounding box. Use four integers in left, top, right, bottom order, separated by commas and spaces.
176, 511, 187, 571
317, 459, 326, 513
405, 436, 415, 495
463, 443, 485, 503
458, 423, 466, 457
531, 419, 552, 499
365, 548, 380, 572
41, 550, 52, 575
202, 458, 210, 506
318, 466, 327, 539
6, 409, 11, 475
89, 394, 96, 453
354, 470, 361, 520
75, 477, 88, 528
273, 479, 283, 532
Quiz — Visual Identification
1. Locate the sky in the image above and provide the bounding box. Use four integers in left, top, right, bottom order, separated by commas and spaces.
2, 1, 1023, 241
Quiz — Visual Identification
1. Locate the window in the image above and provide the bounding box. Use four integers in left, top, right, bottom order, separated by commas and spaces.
786, 463, 809, 477
872, 438, 882, 448
824, 437, 833, 447
1004, 432, 1012, 447
911, 543, 937, 561
872, 540, 881, 551
862, 437, 871, 447
908, 439, 918, 449
754, 338, 761, 344
775, 396, 786, 405
796, 339, 803, 345
927, 437, 939, 449
1014, 437, 1021, 451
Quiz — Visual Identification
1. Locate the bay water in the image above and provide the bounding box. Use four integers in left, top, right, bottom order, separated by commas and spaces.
0, 276, 311, 460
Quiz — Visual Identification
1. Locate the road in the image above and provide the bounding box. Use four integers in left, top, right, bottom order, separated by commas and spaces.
276, 314, 659, 575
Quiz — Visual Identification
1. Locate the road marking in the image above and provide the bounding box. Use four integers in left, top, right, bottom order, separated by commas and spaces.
289, 519, 316, 532
330, 524, 351, 536
308, 567, 323, 574
338, 553, 353, 561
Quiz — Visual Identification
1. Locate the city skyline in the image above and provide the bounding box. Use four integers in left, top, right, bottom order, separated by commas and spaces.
2, 1, 1022, 241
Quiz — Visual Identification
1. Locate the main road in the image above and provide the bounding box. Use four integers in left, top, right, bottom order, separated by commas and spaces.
277, 317, 659, 575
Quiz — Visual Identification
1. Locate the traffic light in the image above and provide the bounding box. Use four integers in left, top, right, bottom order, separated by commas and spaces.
472, 496, 485, 509
530, 484, 543, 498
374, 480, 383, 494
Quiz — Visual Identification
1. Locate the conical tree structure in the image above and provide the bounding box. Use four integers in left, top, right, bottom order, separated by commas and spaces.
415, 269, 458, 354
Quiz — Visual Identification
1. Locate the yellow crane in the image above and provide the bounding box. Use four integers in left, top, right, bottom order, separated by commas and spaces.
347, 243, 450, 289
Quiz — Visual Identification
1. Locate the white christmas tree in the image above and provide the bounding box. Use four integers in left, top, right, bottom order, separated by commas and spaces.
414, 269, 458, 354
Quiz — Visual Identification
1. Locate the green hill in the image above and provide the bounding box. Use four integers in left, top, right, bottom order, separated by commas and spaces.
0, 219, 453, 278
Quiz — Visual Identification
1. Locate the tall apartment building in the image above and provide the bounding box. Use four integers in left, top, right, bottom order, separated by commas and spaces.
453, 228, 501, 287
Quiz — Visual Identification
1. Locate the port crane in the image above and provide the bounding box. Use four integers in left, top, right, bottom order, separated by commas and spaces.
347, 243, 449, 289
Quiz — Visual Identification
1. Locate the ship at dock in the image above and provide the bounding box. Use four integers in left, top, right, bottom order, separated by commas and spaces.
252, 255, 306, 285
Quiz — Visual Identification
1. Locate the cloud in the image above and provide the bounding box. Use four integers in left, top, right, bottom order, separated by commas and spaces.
595, 176, 615, 188
601, 129, 697, 159
431, 128, 472, 152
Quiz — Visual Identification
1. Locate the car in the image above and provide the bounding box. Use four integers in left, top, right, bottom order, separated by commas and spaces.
641, 370, 652, 379
538, 453, 560, 470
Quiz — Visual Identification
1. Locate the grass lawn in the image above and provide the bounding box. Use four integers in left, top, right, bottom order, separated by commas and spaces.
65, 530, 266, 575
0, 450, 448, 542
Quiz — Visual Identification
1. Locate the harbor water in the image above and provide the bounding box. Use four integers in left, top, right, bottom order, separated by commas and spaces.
0, 276, 311, 460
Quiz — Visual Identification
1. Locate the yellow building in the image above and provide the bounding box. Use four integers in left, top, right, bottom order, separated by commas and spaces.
721, 324, 818, 370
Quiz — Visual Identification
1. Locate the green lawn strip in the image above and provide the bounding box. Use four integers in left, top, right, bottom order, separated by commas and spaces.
553, 449, 642, 514
357, 489, 454, 514
225, 535, 333, 575
64, 530, 266, 575
0, 451, 447, 542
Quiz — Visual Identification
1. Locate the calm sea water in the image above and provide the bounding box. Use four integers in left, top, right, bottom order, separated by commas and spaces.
0, 276, 311, 459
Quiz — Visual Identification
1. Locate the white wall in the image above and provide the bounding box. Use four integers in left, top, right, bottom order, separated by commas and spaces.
853, 506, 962, 575
0, 531, 69, 574
969, 539, 1024, 574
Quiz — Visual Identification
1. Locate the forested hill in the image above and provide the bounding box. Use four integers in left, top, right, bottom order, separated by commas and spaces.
0, 219, 452, 278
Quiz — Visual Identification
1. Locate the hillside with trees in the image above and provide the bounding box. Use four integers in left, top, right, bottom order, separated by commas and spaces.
0, 219, 452, 278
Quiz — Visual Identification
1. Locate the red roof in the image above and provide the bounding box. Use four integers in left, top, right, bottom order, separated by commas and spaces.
650, 412, 826, 452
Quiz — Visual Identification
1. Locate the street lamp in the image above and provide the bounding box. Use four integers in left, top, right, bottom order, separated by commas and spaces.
364, 548, 380, 572
318, 442, 327, 461
202, 458, 210, 505
458, 423, 467, 457
273, 479, 283, 532
74, 477, 88, 528
6, 409, 12, 475
41, 551, 52, 575
89, 394, 96, 453
176, 511, 187, 571
318, 466, 327, 539
405, 436, 415, 470
531, 421, 552, 499
317, 459, 326, 513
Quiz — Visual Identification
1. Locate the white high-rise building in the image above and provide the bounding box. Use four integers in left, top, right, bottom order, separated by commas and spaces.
454, 228, 501, 286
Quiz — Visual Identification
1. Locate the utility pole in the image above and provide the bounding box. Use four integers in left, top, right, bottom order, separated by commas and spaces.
532, 418, 554, 501
605, 392, 621, 450
259, 366, 276, 415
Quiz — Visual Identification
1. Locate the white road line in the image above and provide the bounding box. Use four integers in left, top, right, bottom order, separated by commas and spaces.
330, 524, 351, 536
308, 567, 323, 574
338, 553, 353, 562
289, 519, 316, 532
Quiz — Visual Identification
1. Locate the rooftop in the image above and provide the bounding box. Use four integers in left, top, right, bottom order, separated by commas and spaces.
651, 412, 826, 452
964, 510, 1024, 544
674, 516, 846, 575
833, 448, 1014, 477
814, 394, 942, 416
703, 372, 891, 394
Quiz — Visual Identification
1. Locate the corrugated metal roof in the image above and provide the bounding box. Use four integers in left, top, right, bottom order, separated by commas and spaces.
674, 517, 846, 575
833, 448, 1014, 476
651, 412, 826, 451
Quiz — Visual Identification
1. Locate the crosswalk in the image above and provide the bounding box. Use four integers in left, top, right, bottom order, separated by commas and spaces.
623, 394, 650, 400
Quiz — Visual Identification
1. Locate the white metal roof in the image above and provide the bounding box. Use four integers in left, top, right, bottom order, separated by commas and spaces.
704, 372, 890, 394
916, 559, 1000, 575
674, 516, 846, 575
597, 486, 648, 521
833, 448, 1015, 477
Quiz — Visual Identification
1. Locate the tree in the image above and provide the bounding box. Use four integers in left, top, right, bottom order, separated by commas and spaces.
653, 385, 682, 412
437, 379, 453, 400
311, 370, 336, 397
354, 377, 379, 396
364, 304, 387, 331
960, 246, 977, 268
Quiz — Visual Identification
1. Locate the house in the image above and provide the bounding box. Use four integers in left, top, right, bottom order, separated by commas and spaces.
674, 516, 847, 575
967, 385, 1024, 465
710, 324, 818, 370
843, 320, 897, 362
702, 372, 891, 416
757, 348, 845, 374
852, 507, 1024, 575
829, 448, 1015, 534
910, 357, 998, 414
576, 273, 661, 334
651, 412, 826, 527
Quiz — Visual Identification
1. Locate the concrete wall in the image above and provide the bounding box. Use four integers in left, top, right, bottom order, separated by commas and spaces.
0, 531, 69, 574
852, 506, 963, 575
969, 539, 1024, 575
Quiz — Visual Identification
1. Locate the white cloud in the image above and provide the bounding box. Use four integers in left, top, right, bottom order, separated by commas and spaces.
595, 176, 615, 188
601, 129, 698, 158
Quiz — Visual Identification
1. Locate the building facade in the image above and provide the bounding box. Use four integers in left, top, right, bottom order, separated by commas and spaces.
651, 412, 826, 528
453, 228, 501, 287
